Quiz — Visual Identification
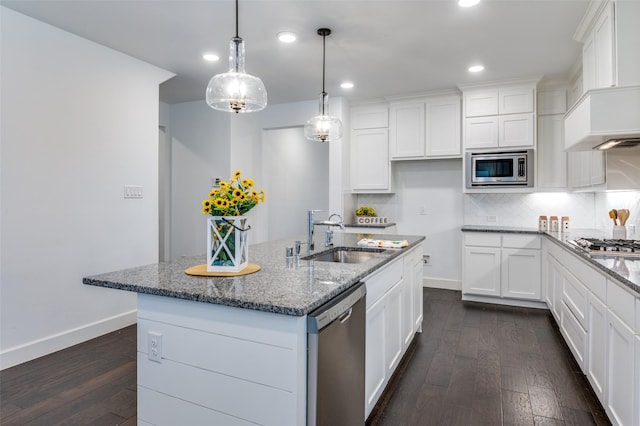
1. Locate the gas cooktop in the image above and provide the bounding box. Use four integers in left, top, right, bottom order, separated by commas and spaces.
570, 238, 640, 258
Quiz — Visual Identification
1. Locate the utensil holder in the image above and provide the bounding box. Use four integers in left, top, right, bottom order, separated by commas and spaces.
612, 225, 627, 240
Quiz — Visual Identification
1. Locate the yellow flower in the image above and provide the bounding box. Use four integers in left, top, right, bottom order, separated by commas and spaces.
202, 199, 212, 207
242, 178, 254, 188
259, 189, 265, 203
250, 189, 258, 197
232, 169, 242, 180
209, 188, 220, 197
233, 188, 243, 198
214, 199, 224, 207
202, 206, 211, 214
219, 181, 230, 190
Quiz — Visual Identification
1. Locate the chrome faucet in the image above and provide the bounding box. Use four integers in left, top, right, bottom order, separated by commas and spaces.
307, 211, 344, 251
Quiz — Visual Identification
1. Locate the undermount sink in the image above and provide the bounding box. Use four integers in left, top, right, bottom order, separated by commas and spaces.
304, 247, 385, 264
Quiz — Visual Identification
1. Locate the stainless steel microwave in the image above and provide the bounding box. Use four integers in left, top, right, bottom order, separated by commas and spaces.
465, 150, 534, 188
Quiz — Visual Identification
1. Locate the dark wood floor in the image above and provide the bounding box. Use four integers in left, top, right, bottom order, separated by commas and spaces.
0, 288, 610, 425
0, 325, 137, 425
367, 288, 610, 426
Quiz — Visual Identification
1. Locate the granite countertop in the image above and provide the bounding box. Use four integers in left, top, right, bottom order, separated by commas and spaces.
461, 225, 640, 295
83, 233, 425, 317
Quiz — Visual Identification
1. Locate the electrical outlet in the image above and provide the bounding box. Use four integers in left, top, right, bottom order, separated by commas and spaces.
419, 206, 427, 215
148, 331, 162, 363
423, 254, 431, 265
486, 215, 497, 223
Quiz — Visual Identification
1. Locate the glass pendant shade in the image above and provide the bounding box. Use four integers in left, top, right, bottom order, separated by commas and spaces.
205, 12, 267, 113
304, 92, 343, 142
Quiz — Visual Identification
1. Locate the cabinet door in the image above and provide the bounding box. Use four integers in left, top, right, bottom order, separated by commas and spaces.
425, 97, 461, 157
498, 113, 534, 148
465, 116, 499, 149
590, 151, 606, 186
561, 300, 588, 370
385, 279, 404, 376
606, 310, 635, 426
401, 271, 414, 349
389, 102, 425, 159
635, 335, 639, 426
351, 128, 390, 191
463, 246, 501, 297
537, 115, 567, 189
501, 248, 541, 300
465, 91, 498, 117
351, 104, 388, 129
594, 3, 614, 89
587, 293, 607, 404
499, 88, 534, 114
365, 295, 386, 418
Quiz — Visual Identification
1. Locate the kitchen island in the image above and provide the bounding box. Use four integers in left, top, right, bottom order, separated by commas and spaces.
84, 233, 425, 426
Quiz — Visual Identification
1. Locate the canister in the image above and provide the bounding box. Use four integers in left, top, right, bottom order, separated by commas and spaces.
538, 216, 548, 232
550, 216, 559, 232
561, 216, 570, 232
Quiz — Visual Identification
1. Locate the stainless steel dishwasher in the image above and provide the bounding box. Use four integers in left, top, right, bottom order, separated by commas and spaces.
307, 282, 366, 426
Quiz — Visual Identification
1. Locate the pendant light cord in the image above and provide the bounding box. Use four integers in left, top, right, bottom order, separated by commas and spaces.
235, 0, 239, 38
322, 32, 326, 95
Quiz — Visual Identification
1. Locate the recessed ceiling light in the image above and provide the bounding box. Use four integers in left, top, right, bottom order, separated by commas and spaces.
203, 53, 220, 62
459, 0, 480, 7
277, 32, 297, 43
468, 65, 485, 73
340, 82, 354, 89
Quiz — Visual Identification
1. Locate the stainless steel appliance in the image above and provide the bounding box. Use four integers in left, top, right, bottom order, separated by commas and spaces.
466, 149, 534, 188
307, 282, 366, 426
569, 238, 640, 258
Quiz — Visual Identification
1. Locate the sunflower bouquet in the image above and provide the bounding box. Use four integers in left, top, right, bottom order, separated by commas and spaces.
202, 170, 265, 217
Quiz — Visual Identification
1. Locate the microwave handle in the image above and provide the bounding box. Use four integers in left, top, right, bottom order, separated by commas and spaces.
518, 158, 525, 177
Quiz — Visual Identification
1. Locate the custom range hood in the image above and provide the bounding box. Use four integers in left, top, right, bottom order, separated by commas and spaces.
564, 85, 640, 151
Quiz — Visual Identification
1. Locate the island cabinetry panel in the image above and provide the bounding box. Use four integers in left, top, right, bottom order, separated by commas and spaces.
136, 294, 307, 426
462, 232, 542, 305
606, 308, 635, 426
364, 252, 422, 419
389, 95, 461, 159
587, 292, 607, 402
350, 103, 393, 193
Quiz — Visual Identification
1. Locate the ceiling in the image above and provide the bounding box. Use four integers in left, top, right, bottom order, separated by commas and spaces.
1, 0, 590, 106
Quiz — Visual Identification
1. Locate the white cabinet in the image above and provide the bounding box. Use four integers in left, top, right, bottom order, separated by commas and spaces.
537, 114, 567, 189
389, 95, 461, 159
363, 250, 422, 419
351, 128, 391, 192
544, 250, 563, 320
587, 292, 607, 403
635, 335, 640, 426
578, 0, 640, 93
462, 232, 542, 304
606, 309, 635, 426
350, 104, 392, 193
569, 150, 605, 189
560, 272, 589, 370
461, 83, 537, 150
501, 247, 541, 300
412, 251, 424, 332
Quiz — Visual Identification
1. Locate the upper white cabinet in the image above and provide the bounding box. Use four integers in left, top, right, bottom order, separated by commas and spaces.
350, 104, 393, 193
578, 0, 640, 93
537, 88, 568, 189
460, 81, 537, 150
389, 94, 461, 159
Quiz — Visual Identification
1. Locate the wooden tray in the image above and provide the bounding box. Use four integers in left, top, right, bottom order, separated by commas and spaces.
184, 263, 261, 277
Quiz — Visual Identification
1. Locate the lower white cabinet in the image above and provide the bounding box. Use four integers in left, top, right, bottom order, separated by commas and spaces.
586, 292, 607, 403
635, 335, 640, 426
463, 232, 542, 304
544, 252, 564, 320
363, 246, 423, 419
606, 309, 636, 426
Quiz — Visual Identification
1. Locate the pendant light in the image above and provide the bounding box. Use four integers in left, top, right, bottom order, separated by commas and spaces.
205, 0, 267, 113
304, 28, 343, 142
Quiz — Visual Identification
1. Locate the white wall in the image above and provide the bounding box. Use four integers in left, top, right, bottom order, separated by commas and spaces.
357, 159, 464, 289
0, 7, 173, 369
169, 98, 347, 254
169, 101, 230, 258
594, 191, 640, 238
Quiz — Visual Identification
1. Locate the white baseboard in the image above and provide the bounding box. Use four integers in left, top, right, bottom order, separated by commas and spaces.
461, 294, 548, 309
0, 310, 137, 370
424, 277, 462, 291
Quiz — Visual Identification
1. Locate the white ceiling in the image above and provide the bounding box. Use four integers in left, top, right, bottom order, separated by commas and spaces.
1, 0, 590, 105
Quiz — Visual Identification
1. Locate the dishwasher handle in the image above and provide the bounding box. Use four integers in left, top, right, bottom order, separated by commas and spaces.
338, 308, 352, 323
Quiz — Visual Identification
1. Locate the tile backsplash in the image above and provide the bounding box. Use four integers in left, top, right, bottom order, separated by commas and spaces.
595, 191, 640, 238
463, 192, 596, 229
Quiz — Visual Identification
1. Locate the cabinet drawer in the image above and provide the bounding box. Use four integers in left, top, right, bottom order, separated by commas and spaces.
464, 232, 501, 247
365, 258, 403, 308
562, 273, 588, 329
560, 301, 587, 370
502, 234, 540, 249
607, 280, 636, 329
564, 252, 606, 301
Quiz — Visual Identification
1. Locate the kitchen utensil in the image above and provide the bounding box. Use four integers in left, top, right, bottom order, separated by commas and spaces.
609, 210, 618, 225
618, 209, 629, 226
